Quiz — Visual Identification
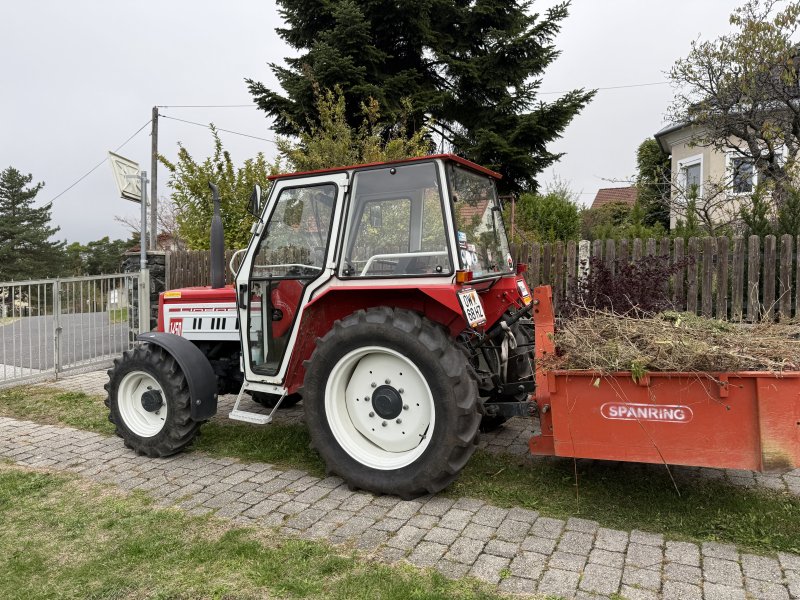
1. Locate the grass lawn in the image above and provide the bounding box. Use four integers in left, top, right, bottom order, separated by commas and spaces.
0, 465, 510, 600
2, 386, 800, 555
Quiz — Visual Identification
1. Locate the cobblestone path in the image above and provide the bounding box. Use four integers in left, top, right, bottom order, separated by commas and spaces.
0, 370, 792, 599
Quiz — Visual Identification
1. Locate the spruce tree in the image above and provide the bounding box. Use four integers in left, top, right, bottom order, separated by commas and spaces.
247, 0, 594, 194
0, 167, 64, 281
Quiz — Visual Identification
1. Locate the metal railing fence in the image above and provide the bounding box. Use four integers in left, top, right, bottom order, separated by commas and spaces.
0, 273, 139, 388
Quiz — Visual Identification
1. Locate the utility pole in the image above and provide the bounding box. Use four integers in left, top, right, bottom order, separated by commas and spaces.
150, 106, 159, 250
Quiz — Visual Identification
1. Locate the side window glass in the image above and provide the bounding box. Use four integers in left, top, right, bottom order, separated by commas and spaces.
341, 163, 451, 277
252, 184, 336, 278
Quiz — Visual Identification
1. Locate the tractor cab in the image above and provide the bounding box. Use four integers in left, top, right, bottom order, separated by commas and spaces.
235, 155, 516, 391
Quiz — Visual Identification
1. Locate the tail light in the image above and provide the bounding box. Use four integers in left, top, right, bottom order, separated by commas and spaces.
455, 270, 473, 284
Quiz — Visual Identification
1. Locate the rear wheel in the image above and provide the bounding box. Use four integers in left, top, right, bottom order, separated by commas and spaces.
303, 307, 480, 499
105, 344, 201, 457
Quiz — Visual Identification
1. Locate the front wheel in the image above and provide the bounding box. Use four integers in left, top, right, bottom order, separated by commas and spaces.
303, 307, 480, 499
105, 344, 201, 457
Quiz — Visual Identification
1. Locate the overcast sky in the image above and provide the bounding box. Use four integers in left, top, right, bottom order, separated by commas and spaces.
0, 0, 742, 244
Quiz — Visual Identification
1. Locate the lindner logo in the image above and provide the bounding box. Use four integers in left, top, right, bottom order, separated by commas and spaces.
600, 402, 693, 423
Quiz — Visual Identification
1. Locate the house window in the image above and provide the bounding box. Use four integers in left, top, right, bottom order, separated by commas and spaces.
731, 157, 754, 194
679, 159, 702, 198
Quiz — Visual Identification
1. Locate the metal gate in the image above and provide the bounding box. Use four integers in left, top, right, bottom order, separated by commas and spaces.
0, 273, 140, 388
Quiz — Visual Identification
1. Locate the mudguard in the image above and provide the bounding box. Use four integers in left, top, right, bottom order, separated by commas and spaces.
136, 331, 218, 420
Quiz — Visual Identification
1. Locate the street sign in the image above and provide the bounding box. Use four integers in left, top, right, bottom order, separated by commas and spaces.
108, 151, 142, 202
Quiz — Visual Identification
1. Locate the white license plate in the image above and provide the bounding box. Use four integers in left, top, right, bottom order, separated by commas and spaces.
458, 288, 487, 328
517, 279, 532, 306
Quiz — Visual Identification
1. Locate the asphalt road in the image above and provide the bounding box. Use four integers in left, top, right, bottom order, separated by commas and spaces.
0, 312, 132, 372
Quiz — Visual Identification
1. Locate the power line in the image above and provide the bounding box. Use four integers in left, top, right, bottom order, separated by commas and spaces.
539, 81, 669, 95
157, 104, 255, 108
160, 114, 277, 144
48, 119, 152, 204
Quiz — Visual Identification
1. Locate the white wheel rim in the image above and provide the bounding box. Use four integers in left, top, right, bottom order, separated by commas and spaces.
117, 370, 168, 437
325, 346, 435, 470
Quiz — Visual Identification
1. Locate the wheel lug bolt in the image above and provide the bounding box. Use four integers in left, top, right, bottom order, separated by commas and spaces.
371, 382, 377, 388
398, 388, 404, 394
403, 404, 409, 410
385, 378, 391, 384
369, 412, 375, 418
396, 418, 402, 424
381, 421, 387, 427
364, 396, 370, 401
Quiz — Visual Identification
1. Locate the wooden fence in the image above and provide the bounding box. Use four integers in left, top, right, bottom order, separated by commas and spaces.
166, 250, 239, 290
165, 235, 800, 322
514, 235, 800, 321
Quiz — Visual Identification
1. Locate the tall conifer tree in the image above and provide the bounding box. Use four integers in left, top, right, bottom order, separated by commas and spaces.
0, 167, 64, 280
247, 0, 594, 194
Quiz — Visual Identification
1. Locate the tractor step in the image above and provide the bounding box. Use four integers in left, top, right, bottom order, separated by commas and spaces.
228, 382, 287, 425
228, 409, 272, 425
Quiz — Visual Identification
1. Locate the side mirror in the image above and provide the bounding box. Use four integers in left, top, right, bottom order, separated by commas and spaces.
249, 184, 262, 218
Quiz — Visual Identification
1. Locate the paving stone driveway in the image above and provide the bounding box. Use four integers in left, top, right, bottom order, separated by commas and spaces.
0, 369, 795, 599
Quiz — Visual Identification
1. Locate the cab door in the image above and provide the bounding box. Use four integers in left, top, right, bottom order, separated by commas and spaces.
236, 173, 348, 383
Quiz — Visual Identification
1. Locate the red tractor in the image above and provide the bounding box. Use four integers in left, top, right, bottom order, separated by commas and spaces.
106, 154, 535, 498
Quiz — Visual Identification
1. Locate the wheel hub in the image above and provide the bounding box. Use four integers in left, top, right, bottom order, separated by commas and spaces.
371, 385, 403, 419
140, 389, 163, 412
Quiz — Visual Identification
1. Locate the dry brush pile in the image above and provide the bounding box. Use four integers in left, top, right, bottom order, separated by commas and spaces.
548, 311, 800, 374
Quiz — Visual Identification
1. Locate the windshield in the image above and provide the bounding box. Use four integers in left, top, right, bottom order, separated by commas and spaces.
448, 164, 513, 278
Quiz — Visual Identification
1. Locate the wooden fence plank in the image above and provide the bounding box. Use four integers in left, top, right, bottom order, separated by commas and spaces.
618, 239, 629, 265
605, 239, 616, 273
686, 237, 699, 314
763, 235, 776, 320
592, 239, 602, 264
646, 238, 656, 257
731, 237, 745, 321
542, 243, 552, 286
530, 243, 541, 288
702, 237, 715, 318
553, 241, 565, 311
748, 235, 761, 321
797, 236, 800, 319
716, 236, 729, 320
779, 235, 793, 320
566, 240, 577, 302
578, 240, 590, 291
673, 238, 685, 310
632, 238, 643, 262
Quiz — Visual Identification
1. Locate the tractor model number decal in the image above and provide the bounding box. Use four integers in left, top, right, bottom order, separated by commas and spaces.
169, 319, 183, 336
457, 288, 487, 329
601, 402, 693, 423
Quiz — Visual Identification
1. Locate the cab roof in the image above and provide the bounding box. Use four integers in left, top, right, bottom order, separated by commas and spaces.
266, 153, 502, 182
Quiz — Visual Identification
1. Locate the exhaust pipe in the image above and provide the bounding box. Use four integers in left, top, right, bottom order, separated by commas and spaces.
208, 182, 225, 289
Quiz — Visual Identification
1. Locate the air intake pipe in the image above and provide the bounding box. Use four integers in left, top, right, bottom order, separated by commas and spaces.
208, 182, 225, 289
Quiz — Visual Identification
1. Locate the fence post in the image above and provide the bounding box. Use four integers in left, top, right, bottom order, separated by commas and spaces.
763, 235, 776, 320
687, 237, 699, 314
701, 237, 715, 318
673, 238, 685, 310
578, 240, 591, 289
716, 236, 729, 320
731, 237, 745, 321
747, 235, 761, 321
53, 280, 62, 378
779, 234, 793, 321
138, 269, 151, 335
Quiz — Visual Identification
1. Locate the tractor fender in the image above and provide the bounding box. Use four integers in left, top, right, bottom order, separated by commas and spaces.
136, 331, 218, 421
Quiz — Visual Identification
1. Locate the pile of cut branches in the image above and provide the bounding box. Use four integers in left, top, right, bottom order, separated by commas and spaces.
547, 311, 800, 374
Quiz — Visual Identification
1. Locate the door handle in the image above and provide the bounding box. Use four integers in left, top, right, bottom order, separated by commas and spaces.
238, 283, 248, 309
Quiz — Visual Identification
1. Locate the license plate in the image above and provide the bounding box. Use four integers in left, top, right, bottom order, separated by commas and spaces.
458, 288, 487, 328
516, 279, 532, 306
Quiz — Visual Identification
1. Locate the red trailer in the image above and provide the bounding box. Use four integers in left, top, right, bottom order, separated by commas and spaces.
529, 285, 800, 472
